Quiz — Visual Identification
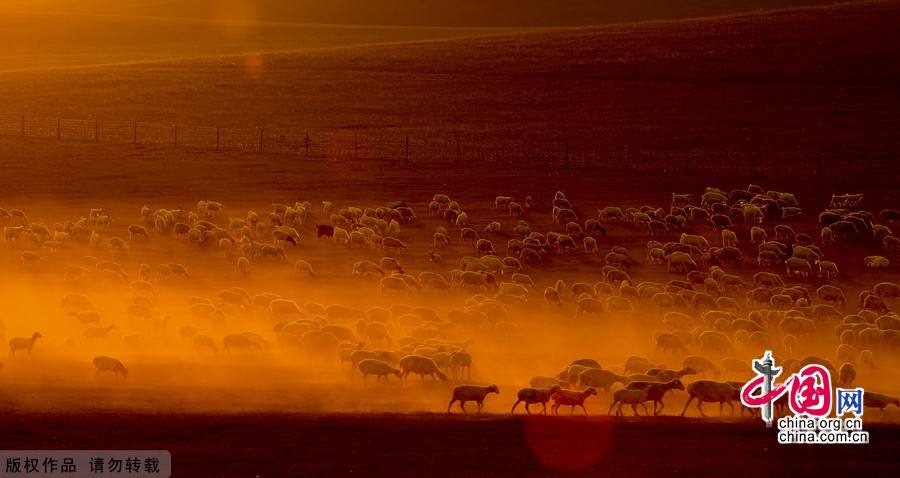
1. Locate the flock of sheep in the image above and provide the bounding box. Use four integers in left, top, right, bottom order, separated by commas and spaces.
2, 182, 900, 419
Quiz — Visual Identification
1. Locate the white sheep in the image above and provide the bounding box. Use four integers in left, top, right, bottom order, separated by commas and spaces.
608, 388, 650, 416
93, 355, 128, 378
358, 359, 401, 385
399, 355, 447, 382
865, 256, 890, 268
448, 384, 500, 414
511, 386, 561, 415
679, 380, 739, 417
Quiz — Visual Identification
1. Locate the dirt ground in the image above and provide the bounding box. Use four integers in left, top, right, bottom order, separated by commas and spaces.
0, 411, 897, 477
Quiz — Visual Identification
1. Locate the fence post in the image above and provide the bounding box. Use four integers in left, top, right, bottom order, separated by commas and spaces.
305, 130, 309, 158
216, 128, 220, 151
259, 128, 264, 153
173, 125, 177, 147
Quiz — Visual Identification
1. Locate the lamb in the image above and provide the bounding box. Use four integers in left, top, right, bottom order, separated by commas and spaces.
551, 388, 597, 415
511, 386, 561, 415
680, 380, 740, 417
93, 355, 128, 378
9, 332, 42, 357
358, 359, 401, 385
399, 355, 448, 382
863, 391, 900, 411
448, 384, 500, 414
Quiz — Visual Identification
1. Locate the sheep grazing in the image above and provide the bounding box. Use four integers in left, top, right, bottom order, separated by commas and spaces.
511, 386, 561, 415
9, 332, 42, 357
358, 359, 401, 385
864, 391, 900, 411
680, 380, 739, 417
399, 355, 447, 382
551, 388, 597, 416
93, 356, 128, 378
447, 384, 500, 414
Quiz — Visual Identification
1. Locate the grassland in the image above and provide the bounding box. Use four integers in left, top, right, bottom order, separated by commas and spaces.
0, 1, 896, 160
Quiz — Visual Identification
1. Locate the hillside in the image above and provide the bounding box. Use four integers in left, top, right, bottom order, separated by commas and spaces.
0, 13, 509, 71
0, 0, 897, 162
2, 0, 866, 26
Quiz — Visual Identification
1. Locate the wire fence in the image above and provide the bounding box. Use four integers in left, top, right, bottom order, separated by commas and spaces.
0, 113, 895, 186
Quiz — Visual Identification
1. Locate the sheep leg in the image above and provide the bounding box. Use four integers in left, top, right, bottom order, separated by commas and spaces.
607, 400, 617, 416
719, 402, 723, 416
477, 401, 484, 414
525, 403, 532, 415
447, 399, 456, 414
460, 401, 468, 414
656, 400, 664, 416
511, 401, 520, 415
580, 404, 588, 416
569, 405, 575, 416
697, 400, 706, 418
680, 396, 694, 416
616, 402, 624, 417
727, 402, 735, 416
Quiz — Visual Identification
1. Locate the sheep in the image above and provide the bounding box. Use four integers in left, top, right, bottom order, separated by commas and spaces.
837, 362, 856, 389
448, 384, 500, 414
399, 355, 447, 382
865, 256, 890, 268
608, 388, 650, 416
818, 260, 839, 279
93, 355, 128, 378
576, 369, 626, 394
623, 379, 686, 416
814, 285, 845, 307
236, 256, 250, 278
358, 359, 401, 385
511, 386, 561, 415
448, 351, 473, 379
9, 332, 42, 357
680, 380, 740, 417
654, 332, 688, 355
84, 324, 117, 338
551, 388, 597, 415
382, 237, 408, 252
863, 391, 900, 411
